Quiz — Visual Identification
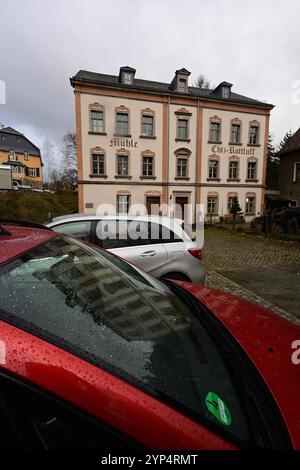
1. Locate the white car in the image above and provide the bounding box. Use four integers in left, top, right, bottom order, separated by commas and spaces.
47, 214, 206, 284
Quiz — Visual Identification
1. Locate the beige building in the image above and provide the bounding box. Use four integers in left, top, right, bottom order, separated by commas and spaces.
70, 66, 273, 223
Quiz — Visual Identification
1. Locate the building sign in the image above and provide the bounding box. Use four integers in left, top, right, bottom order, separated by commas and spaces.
110, 137, 137, 148
211, 145, 255, 156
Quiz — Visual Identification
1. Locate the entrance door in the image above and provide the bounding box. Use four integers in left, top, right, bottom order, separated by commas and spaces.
146, 196, 161, 215
175, 196, 188, 220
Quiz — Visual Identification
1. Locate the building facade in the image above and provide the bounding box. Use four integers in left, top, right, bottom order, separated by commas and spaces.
70, 66, 273, 223
279, 128, 300, 206
0, 126, 43, 189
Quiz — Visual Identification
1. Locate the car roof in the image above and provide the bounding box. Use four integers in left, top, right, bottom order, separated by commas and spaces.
49, 213, 184, 224
0, 225, 58, 265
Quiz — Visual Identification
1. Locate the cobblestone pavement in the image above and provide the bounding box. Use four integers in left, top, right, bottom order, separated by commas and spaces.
203, 229, 300, 325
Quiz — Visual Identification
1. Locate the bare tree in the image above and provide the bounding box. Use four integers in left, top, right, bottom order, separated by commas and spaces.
60, 131, 77, 190
42, 136, 55, 186
194, 74, 212, 89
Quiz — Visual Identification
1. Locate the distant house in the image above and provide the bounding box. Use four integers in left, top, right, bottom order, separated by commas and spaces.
279, 128, 300, 206
0, 125, 43, 189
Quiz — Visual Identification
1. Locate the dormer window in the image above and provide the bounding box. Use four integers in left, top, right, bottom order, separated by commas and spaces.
123, 72, 133, 85
222, 87, 230, 99
213, 81, 233, 100
119, 66, 136, 85
178, 79, 186, 93
170, 68, 191, 93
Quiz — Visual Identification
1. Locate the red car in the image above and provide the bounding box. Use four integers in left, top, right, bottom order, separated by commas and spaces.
0, 220, 299, 450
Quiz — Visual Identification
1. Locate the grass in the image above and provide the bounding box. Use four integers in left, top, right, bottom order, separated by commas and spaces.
0, 191, 78, 224
207, 222, 300, 243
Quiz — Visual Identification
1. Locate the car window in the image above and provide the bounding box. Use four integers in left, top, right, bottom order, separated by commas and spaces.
150, 222, 182, 244
0, 235, 251, 446
94, 220, 182, 249
0, 373, 139, 450
52, 221, 91, 241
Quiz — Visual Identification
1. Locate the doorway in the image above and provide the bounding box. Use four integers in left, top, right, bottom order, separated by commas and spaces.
146, 196, 161, 215
175, 196, 189, 220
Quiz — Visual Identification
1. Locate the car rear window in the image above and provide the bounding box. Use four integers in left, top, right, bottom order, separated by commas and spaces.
0, 235, 250, 445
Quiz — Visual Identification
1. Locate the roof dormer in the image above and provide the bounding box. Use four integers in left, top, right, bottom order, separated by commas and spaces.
212, 81, 233, 99
119, 66, 136, 85
170, 68, 191, 93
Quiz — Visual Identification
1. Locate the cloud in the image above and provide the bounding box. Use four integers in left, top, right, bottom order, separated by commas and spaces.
0, 0, 299, 152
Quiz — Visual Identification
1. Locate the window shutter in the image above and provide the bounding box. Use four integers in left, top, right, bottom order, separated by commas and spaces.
36, 168, 40, 177
25, 166, 29, 176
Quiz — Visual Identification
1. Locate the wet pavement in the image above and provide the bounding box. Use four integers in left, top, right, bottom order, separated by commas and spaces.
203, 229, 300, 325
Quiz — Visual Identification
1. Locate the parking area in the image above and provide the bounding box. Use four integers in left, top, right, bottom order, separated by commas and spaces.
203, 228, 300, 325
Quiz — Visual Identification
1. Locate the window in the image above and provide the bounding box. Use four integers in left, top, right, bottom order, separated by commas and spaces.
1, 135, 7, 141
51, 221, 92, 241
228, 196, 238, 212
9, 149, 15, 160
28, 168, 37, 177
207, 196, 218, 215
142, 156, 154, 177
117, 155, 129, 176
123, 72, 133, 85
245, 196, 256, 214
24, 151, 29, 161
209, 122, 221, 142
249, 125, 259, 145
178, 79, 186, 93
247, 161, 257, 180
177, 119, 188, 140
222, 87, 230, 99
16, 137, 21, 143
94, 220, 181, 251
141, 115, 154, 137
230, 124, 241, 144
0, 373, 136, 450
294, 162, 300, 182
118, 195, 129, 213
208, 159, 219, 179
176, 157, 188, 178
229, 161, 239, 180
92, 154, 105, 175
116, 113, 129, 135
91, 110, 104, 133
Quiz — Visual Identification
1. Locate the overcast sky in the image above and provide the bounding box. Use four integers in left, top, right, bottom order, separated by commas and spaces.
1, 0, 300, 166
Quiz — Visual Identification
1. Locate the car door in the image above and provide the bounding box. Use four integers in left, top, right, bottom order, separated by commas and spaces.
91, 219, 168, 276
0, 371, 140, 450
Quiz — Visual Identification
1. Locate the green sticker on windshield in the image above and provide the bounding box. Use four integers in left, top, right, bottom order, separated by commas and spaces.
205, 392, 232, 426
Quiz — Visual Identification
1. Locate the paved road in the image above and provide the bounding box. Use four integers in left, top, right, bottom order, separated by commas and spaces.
203, 229, 300, 325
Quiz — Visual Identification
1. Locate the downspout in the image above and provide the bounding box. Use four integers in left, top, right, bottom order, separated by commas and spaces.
166, 95, 170, 206
194, 99, 200, 225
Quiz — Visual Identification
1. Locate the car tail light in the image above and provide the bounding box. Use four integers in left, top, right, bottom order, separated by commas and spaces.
188, 248, 203, 261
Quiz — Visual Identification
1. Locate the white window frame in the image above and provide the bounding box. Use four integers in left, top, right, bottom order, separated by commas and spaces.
293, 162, 300, 182
28, 168, 37, 177
123, 72, 133, 85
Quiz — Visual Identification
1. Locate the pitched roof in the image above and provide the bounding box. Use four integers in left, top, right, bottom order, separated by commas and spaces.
280, 128, 300, 155
70, 69, 274, 109
0, 126, 42, 160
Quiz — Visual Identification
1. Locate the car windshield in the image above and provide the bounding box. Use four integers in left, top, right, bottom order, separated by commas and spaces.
0, 235, 250, 444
